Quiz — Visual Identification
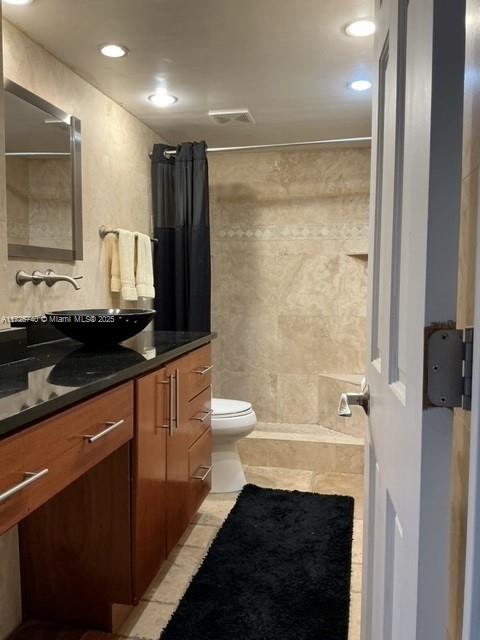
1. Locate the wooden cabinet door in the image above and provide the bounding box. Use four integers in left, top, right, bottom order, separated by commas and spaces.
133, 368, 168, 601
165, 357, 191, 554
19, 445, 132, 632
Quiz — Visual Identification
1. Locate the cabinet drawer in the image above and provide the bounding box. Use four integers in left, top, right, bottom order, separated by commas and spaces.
0, 383, 133, 535
187, 385, 212, 446
188, 428, 212, 517
185, 344, 212, 401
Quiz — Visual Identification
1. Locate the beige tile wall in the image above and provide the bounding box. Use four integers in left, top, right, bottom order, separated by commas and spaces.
0, 19, 161, 639
447, 1, 480, 638
209, 147, 370, 436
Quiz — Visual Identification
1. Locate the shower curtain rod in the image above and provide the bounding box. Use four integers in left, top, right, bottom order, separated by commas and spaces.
150, 136, 372, 159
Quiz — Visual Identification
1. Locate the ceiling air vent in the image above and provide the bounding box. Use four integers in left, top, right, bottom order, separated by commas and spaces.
208, 109, 255, 125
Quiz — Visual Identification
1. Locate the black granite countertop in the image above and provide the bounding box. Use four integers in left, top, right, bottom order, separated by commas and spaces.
0, 329, 215, 439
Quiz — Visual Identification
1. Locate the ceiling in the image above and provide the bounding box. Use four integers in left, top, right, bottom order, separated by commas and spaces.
3, 0, 374, 147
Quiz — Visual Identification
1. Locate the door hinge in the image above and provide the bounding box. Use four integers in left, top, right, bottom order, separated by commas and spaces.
426, 327, 473, 410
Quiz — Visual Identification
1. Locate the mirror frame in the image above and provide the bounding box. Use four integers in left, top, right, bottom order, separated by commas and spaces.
5, 79, 83, 261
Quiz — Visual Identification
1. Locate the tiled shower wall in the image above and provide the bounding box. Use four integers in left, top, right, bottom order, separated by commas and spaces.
210, 147, 370, 436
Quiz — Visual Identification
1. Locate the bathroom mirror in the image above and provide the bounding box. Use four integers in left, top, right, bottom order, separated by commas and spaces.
5, 79, 83, 261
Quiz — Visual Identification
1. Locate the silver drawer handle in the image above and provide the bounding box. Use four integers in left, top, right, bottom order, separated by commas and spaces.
0, 468, 49, 504
193, 364, 213, 375
193, 409, 213, 422
83, 419, 125, 443
192, 464, 213, 481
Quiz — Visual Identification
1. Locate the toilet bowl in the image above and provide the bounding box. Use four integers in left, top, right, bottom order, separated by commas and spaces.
211, 398, 257, 493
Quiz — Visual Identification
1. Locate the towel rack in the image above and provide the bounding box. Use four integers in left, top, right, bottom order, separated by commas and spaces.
99, 225, 158, 243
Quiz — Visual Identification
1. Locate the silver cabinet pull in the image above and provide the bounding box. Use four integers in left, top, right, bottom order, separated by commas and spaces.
193, 364, 213, 375
0, 468, 49, 504
169, 372, 175, 432
192, 464, 213, 481
83, 419, 125, 443
193, 409, 213, 422
158, 376, 172, 435
338, 379, 370, 417
175, 368, 180, 428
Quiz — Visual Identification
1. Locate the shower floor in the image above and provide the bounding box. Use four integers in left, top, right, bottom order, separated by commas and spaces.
238, 422, 364, 475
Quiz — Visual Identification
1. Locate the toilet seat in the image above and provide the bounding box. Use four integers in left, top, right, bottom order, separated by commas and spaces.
212, 398, 253, 418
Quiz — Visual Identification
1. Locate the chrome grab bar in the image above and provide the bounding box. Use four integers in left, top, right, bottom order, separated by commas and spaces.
193, 365, 214, 375
193, 409, 213, 422
83, 419, 125, 443
0, 468, 49, 504
192, 464, 213, 481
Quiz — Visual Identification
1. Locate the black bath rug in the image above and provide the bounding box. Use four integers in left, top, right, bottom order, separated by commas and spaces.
160, 484, 354, 640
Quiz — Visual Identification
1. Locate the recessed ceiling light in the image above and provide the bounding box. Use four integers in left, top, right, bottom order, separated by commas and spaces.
4, 0, 34, 4
349, 80, 372, 92
99, 44, 129, 58
148, 92, 178, 107
345, 20, 376, 37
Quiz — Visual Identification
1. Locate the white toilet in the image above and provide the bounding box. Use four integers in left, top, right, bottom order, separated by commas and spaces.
210, 398, 257, 493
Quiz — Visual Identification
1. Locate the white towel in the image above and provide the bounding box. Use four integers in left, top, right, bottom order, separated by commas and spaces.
118, 229, 138, 301
135, 232, 155, 299
110, 236, 121, 293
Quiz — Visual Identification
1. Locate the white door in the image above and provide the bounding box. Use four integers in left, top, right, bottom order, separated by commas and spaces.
358, 0, 465, 638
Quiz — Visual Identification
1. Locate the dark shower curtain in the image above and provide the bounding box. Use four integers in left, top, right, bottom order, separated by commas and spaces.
151, 141, 211, 332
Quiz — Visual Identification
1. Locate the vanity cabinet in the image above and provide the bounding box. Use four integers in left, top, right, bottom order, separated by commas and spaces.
0, 340, 213, 635
14, 384, 135, 631
133, 344, 212, 598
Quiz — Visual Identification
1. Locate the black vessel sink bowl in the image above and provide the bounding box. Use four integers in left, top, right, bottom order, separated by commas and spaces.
46, 309, 155, 345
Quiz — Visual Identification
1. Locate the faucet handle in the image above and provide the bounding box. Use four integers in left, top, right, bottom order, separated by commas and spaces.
44, 269, 57, 287
73, 275, 84, 280
32, 270, 48, 285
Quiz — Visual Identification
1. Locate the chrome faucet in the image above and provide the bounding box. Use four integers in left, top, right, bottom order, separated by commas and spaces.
16, 269, 83, 290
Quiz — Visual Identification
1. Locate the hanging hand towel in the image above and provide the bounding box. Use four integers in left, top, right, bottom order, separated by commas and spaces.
110, 236, 121, 293
135, 232, 155, 299
118, 229, 138, 301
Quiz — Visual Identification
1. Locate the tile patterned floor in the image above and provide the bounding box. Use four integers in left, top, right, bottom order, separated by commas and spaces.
118, 465, 363, 640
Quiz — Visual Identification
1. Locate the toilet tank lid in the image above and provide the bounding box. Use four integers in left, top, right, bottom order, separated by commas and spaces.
212, 398, 253, 417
